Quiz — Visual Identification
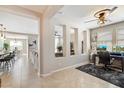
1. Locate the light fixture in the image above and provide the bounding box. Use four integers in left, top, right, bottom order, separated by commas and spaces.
0, 24, 6, 40
94, 9, 110, 18
94, 10, 109, 25
85, 6, 118, 25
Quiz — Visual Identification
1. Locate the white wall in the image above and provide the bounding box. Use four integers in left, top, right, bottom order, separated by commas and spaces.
0, 11, 39, 34
50, 18, 89, 72
39, 6, 89, 75
6, 33, 28, 39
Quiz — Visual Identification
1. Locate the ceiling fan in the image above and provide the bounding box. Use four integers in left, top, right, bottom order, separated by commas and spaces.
84, 6, 118, 25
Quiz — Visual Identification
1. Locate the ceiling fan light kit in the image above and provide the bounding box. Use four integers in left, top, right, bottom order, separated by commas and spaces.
94, 9, 110, 18
85, 6, 118, 25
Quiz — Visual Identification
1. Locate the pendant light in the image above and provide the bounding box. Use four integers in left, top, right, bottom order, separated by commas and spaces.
0, 24, 6, 40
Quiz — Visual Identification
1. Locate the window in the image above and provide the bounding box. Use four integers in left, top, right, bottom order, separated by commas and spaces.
0, 39, 4, 51
54, 25, 64, 57
91, 27, 124, 52
10, 40, 23, 51
83, 31, 87, 54
97, 31, 112, 52
116, 29, 124, 52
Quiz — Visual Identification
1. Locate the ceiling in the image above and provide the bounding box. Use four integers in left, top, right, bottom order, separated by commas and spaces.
20, 5, 48, 14
18, 5, 124, 29
53, 5, 124, 29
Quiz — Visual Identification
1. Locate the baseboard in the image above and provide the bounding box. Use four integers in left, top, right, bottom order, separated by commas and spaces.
40, 62, 88, 77
40, 72, 53, 77
51, 62, 88, 74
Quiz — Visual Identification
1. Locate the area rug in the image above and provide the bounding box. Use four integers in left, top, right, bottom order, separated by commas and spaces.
76, 64, 124, 88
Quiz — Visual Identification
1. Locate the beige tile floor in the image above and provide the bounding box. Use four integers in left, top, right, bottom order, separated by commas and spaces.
1, 55, 119, 88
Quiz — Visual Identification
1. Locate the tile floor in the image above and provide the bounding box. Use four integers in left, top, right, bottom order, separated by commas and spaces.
0, 55, 119, 88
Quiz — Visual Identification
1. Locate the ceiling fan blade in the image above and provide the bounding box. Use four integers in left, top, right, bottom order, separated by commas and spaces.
106, 19, 112, 22
110, 6, 118, 13
84, 19, 98, 23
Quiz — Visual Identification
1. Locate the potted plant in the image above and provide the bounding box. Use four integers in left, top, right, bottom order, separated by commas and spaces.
57, 46, 62, 53
3, 42, 9, 51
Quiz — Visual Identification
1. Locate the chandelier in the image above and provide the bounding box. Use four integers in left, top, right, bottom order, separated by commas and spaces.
0, 24, 6, 40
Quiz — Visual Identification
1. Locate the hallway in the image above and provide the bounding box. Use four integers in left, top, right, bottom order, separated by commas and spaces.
0, 55, 118, 88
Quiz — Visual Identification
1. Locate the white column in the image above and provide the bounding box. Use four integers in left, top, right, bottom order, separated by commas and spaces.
65, 25, 71, 57
38, 6, 63, 75
62, 25, 66, 57
78, 28, 83, 55
75, 28, 79, 55
86, 29, 90, 54
83, 31, 87, 54
39, 17, 54, 74
112, 28, 116, 46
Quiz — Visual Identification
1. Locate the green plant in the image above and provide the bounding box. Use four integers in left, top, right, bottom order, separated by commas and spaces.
3, 43, 9, 50
57, 46, 62, 52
